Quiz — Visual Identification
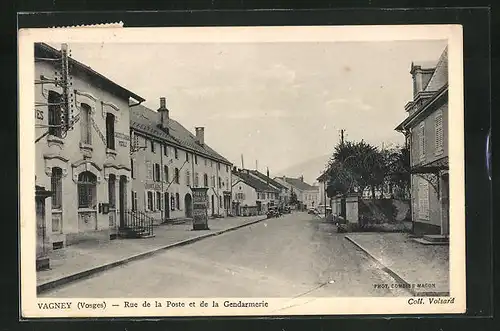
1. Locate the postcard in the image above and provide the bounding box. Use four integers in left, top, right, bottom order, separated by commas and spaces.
19, 24, 465, 317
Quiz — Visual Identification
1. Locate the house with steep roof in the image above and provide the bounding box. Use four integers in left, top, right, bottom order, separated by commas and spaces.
274, 176, 320, 210
231, 169, 280, 216
34, 43, 145, 252
130, 98, 233, 223
395, 46, 449, 239
247, 169, 289, 207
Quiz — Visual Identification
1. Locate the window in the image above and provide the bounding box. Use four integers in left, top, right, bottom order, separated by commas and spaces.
146, 161, 153, 181
131, 191, 138, 211
156, 192, 162, 211
174, 148, 178, 159
194, 172, 199, 187
218, 163, 221, 170
218, 177, 222, 188
80, 103, 92, 145
164, 144, 168, 156
418, 122, 425, 160
154, 163, 161, 182
204, 158, 208, 166
48, 91, 62, 137
211, 175, 216, 187
77, 171, 97, 209
106, 113, 115, 150
131, 158, 135, 179
174, 168, 180, 184
219, 196, 223, 208
203, 173, 208, 187
186, 170, 191, 186
108, 174, 116, 208
435, 111, 444, 153
195, 155, 198, 165
163, 165, 169, 183
236, 192, 245, 200
175, 193, 180, 209
418, 180, 430, 219
186, 152, 190, 163
151, 140, 156, 153
147, 191, 154, 211
51, 167, 62, 209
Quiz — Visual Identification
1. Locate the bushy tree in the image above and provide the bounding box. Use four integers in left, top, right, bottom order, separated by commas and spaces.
289, 190, 298, 205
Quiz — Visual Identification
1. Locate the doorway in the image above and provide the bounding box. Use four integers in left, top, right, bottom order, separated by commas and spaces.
119, 175, 127, 228
164, 192, 170, 220
441, 174, 450, 236
211, 195, 215, 216
185, 193, 193, 218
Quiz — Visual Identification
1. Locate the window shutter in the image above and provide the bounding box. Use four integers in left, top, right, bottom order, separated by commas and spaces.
146, 162, 152, 181
435, 112, 443, 152
144, 191, 148, 211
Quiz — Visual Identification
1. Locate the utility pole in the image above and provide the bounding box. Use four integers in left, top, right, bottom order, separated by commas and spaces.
340, 129, 345, 145
241, 154, 244, 169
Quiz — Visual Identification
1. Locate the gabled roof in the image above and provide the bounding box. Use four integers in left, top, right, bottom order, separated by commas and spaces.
423, 47, 448, 93
233, 171, 279, 193
248, 170, 288, 190
130, 105, 232, 165
278, 176, 318, 191
35, 43, 145, 103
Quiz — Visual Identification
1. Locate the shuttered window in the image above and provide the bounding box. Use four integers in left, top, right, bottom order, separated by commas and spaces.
418, 123, 425, 160
146, 161, 153, 181
418, 179, 429, 219
435, 111, 444, 153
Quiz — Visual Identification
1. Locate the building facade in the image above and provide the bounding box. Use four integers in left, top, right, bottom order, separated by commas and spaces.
232, 169, 280, 216
130, 98, 232, 223
34, 43, 145, 249
247, 169, 289, 207
396, 46, 449, 236
274, 176, 320, 210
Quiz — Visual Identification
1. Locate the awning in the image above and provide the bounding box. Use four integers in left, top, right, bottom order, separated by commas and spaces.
411, 156, 448, 174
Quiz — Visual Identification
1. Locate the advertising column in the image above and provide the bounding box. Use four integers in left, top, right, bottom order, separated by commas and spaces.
191, 187, 209, 230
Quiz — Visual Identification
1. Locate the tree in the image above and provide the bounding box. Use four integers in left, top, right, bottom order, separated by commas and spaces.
383, 145, 411, 198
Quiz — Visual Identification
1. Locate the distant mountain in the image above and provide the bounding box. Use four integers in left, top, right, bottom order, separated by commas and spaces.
274, 154, 331, 185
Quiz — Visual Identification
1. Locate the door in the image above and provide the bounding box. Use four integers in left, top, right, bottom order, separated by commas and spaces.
441, 174, 450, 236
119, 176, 127, 227
340, 197, 347, 219
164, 192, 170, 219
211, 195, 215, 216
184, 193, 193, 218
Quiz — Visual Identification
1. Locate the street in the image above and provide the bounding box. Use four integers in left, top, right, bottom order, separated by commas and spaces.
41, 212, 410, 298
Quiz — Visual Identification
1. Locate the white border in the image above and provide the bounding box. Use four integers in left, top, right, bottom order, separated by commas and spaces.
19, 25, 465, 317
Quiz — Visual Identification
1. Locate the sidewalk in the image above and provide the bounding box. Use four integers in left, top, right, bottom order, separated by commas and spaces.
345, 232, 449, 296
37, 215, 267, 293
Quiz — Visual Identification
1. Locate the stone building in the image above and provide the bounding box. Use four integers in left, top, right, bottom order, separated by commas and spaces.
274, 176, 320, 210
129, 98, 233, 223
395, 46, 449, 238
231, 169, 280, 216
34, 43, 145, 249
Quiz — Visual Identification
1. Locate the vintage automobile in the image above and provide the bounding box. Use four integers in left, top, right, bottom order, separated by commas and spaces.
267, 206, 282, 218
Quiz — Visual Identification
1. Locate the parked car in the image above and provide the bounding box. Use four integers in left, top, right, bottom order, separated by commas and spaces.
307, 208, 316, 215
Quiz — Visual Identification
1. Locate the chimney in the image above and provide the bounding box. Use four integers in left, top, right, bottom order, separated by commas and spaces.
195, 127, 205, 145
158, 97, 169, 133
410, 63, 435, 97
300, 175, 304, 182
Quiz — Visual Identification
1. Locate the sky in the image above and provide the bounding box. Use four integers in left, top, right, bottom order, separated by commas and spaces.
54, 40, 447, 183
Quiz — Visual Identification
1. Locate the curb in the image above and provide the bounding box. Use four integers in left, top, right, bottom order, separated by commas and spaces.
345, 235, 450, 297
37, 216, 268, 294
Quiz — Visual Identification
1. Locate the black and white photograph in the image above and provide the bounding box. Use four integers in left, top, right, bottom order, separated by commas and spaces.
19, 25, 465, 317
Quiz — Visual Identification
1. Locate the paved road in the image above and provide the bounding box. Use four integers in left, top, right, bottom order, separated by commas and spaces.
41, 212, 409, 298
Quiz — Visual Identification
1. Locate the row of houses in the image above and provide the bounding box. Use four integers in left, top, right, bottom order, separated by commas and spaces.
34, 42, 321, 263
316, 46, 449, 238
34, 42, 233, 255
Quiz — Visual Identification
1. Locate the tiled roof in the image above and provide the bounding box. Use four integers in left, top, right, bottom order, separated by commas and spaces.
233, 171, 279, 193
280, 176, 318, 191
248, 170, 288, 190
424, 47, 448, 92
130, 105, 232, 165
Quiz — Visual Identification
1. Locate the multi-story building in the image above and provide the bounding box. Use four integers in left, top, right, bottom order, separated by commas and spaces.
231, 169, 280, 216
395, 46, 449, 237
316, 171, 328, 206
247, 169, 289, 207
34, 43, 145, 249
274, 176, 320, 209
130, 98, 233, 223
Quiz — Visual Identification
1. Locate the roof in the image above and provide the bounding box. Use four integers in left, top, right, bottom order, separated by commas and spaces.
395, 46, 448, 132
35, 43, 145, 103
317, 171, 328, 181
233, 171, 279, 193
248, 170, 288, 190
130, 105, 232, 165
279, 176, 319, 191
